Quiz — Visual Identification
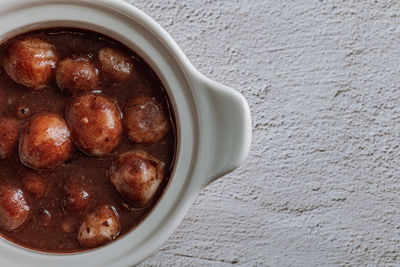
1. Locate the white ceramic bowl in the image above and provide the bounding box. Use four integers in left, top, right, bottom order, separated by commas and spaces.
0, 0, 251, 266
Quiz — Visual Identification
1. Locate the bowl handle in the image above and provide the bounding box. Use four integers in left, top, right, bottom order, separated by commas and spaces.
193, 74, 252, 187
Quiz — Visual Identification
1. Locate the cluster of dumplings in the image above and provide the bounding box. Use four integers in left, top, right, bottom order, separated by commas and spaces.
0, 37, 170, 248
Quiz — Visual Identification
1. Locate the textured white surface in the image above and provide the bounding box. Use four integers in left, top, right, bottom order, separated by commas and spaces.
124, 1, 400, 266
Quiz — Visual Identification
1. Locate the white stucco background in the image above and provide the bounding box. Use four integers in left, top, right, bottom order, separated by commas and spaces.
124, 1, 400, 266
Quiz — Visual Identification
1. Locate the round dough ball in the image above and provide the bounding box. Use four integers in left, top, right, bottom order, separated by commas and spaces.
21, 170, 47, 198
98, 47, 133, 83
66, 94, 122, 157
110, 150, 165, 208
56, 57, 99, 95
0, 118, 21, 159
38, 209, 52, 227
0, 184, 30, 231
2, 37, 58, 90
19, 114, 75, 170
62, 217, 76, 233
124, 96, 169, 144
62, 179, 90, 214
77, 205, 120, 248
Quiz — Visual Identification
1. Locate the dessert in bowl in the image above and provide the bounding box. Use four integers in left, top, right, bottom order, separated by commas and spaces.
0, 0, 251, 266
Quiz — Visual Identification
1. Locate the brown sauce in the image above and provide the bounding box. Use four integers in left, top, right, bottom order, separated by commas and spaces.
0, 28, 176, 252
